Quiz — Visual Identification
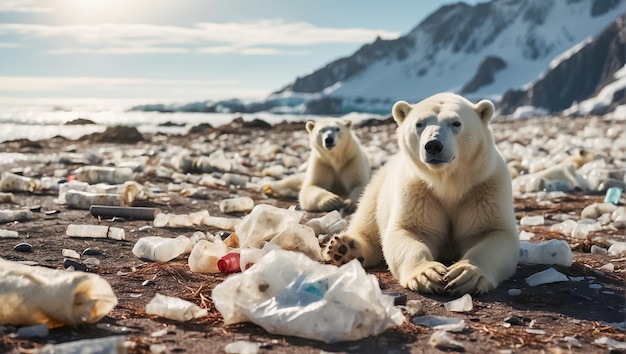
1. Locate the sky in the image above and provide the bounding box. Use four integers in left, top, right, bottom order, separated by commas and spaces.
0, 0, 480, 103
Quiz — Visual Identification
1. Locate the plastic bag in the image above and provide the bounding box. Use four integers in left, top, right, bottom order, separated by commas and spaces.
212, 250, 404, 343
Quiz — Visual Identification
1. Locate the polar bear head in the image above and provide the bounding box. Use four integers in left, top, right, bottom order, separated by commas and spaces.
306, 118, 354, 152
391, 93, 495, 173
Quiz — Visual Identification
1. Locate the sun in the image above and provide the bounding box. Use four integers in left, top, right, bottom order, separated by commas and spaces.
60, 0, 132, 22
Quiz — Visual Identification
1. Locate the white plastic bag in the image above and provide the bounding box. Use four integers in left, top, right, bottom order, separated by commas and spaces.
212, 250, 404, 343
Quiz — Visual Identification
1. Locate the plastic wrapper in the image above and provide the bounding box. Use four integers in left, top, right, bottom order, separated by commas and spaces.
0, 257, 117, 327
212, 250, 404, 343
235, 204, 302, 248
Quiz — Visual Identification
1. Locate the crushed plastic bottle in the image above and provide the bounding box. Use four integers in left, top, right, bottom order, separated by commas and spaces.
268, 223, 323, 261
219, 197, 255, 214
132, 235, 193, 262
0, 209, 33, 224
66, 224, 125, 240
518, 239, 573, 266
581, 203, 618, 219
304, 210, 348, 235
0, 172, 40, 193
145, 293, 207, 321
65, 190, 124, 210
74, 166, 135, 185
188, 239, 228, 273
604, 187, 623, 205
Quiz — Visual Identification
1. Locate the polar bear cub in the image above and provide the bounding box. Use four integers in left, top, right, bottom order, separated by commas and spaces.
298, 118, 370, 213
323, 93, 519, 295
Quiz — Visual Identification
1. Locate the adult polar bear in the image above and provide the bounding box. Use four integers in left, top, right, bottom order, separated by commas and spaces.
324, 93, 519, 295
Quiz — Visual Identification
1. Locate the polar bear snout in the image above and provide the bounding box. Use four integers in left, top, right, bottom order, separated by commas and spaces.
424, 140, 443, 155
322, 130, 337, 149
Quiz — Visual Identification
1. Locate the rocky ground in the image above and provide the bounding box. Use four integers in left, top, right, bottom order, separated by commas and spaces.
0, 116, 624, 353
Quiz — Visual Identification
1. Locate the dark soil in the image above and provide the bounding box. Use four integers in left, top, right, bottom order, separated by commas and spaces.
0, 120, 624, 353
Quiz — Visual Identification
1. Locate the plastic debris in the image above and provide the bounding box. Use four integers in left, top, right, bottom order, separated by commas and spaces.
74, 166, 134, 185
0, 192, 14, 203
0, 257, 117, 326
508, 289, 522, 296
590, 245, 608, 255
520, 215, 544, 226
218, 253, 242, 273
13, 243, 33, 252
145, 293, 207, 322
66, 224, 125, 240
212, 250, 403, 343
594, 337, 626, 350
36, 336, 128, 354
525, 268, 569, 286
224, 340, 261, 354
444, 293, 473, 312
268, 223, 322, 261
604, 187, 623, 205
562, 336, 582, 348
235, 204, 302, 248
304, 210, 348, 235
65, 190, 124, 210
219, 196, 255, 214
0, 229, 18, 238
188, 239, 228, 273
411, 315, 465, 332
608, 241, 626, 256
132, 235, 193, 262
581, 202, 618, 219
0, 209, 33, 224
0, 172, 40, 193
518, 239, 573, 266
62, 249, 81, 259
429, 330, 464, 351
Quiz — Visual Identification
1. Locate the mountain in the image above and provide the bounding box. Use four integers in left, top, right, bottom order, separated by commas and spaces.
130, 0, 626, 116
268, 0, 626, 115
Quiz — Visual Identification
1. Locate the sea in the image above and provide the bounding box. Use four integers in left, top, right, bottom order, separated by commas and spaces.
0, 97, 382, 143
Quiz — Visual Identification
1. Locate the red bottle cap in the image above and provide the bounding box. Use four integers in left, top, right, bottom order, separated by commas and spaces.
218, 253, 241, 273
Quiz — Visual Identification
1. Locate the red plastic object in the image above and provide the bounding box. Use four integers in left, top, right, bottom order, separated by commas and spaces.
218, 253, 241, 273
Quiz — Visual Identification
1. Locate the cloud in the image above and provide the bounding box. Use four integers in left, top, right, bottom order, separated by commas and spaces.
0, 0, 52, 12
0, 42, 22, 48
0, 20, 400, 55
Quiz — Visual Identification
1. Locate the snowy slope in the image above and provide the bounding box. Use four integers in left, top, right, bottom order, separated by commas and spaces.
272, 0, 626, 114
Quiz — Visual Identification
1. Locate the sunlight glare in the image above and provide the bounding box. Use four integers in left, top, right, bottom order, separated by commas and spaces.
60, 0, 134, 22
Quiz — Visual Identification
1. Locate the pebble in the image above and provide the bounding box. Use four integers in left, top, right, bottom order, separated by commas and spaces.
507, 289, 522, 296
13, 242, 33, 252
62, 248, 81, 259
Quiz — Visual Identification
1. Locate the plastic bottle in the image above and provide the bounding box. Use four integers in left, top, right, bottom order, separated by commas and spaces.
0, 172, 40, 193
604, 187, 623, 205
219, 197, 255, 214
218, 253, 242, 273
74, 166, 135, 185
90, 205, 161, 221
65, 190, 124, 210
0, 209, 33, 223
132, 235, 193, 262
145, 293, 208, 321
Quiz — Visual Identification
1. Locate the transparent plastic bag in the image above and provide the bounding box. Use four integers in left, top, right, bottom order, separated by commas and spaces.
212, 250, 404, 343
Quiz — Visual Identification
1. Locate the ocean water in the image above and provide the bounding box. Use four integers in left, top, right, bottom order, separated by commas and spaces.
0, 98, 381, 143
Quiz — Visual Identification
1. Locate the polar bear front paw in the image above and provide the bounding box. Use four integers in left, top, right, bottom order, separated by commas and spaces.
444, 260, 495, 296
318, 194, 344, 212
323, 235, 365, 266
401, 261, 448, 294
342, 199, 357, 214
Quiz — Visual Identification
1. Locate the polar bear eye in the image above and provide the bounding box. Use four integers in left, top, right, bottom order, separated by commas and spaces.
451, 121, 461, 128
416, 122, 424, 129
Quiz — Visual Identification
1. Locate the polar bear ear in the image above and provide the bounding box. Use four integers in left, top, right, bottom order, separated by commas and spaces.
392, 101, 412, 124
475, 100, 495, 123
342, 119, 353, 129
305, 121, 316, 133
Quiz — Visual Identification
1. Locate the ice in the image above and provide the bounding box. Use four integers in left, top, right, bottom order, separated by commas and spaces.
525, 268, 569, 286
145, 293, 207, 321
443, 293, 473, 312
411, 315, 465, 332
132, 235, 193, 262
518, 239, 573, 266
219, 196, 255, 214
520, 215, 544, 226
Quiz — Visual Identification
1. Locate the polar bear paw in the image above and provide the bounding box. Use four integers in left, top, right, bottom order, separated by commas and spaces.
444, 260, 495, 296
318, 194, 345, 212
342, 199, 357, 214
401, 261, 448, 294
322, 235, 365, 266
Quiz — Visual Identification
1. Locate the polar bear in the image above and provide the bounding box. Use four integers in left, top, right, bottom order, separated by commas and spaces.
291, 118, 371, 213
323, 93, 519, 295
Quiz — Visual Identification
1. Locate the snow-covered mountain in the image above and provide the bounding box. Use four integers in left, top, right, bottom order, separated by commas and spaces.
268, 0, 626, 115
131, 0, 626, 116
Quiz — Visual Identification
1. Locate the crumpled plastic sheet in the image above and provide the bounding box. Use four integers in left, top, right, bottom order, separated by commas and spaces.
212, 250, 404, 343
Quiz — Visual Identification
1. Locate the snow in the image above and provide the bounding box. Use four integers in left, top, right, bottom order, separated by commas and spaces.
563, 64, 626, 116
